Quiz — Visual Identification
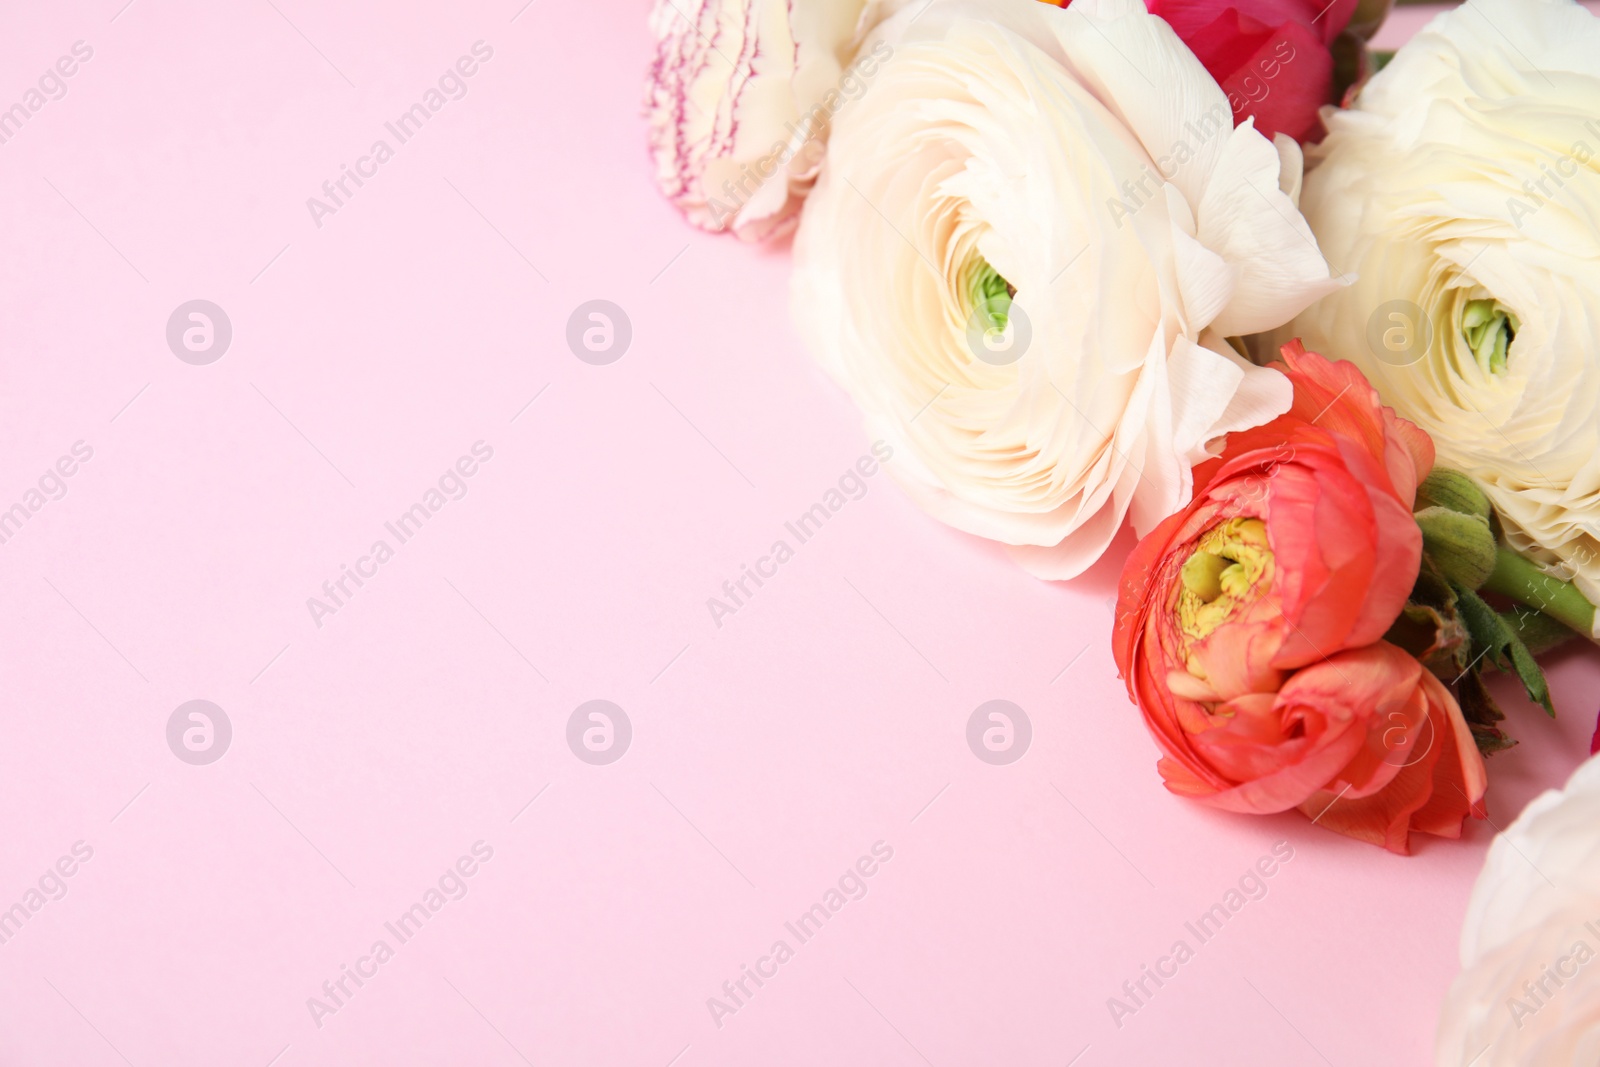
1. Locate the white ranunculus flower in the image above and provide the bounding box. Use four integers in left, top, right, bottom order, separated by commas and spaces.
1289, 0, 1600, 608
790, 0, 1342, 578
1437, 753, 1600, 1065
645, 0, 903, 240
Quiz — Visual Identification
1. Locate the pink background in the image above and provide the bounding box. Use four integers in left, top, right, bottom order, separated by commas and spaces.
1, 2, 1595, 1064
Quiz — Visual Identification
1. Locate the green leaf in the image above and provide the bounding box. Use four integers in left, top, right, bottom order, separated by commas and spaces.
1452, 585, 1557, 718
1500, 607, 1579, 657
1453, 584, 1505, 664
1496, 612, 1556, 718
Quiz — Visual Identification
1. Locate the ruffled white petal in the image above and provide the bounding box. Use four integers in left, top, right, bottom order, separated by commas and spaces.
1290, 0, 1600, 605
792, 0, 1337, 578
1437, 754, 1600, 1065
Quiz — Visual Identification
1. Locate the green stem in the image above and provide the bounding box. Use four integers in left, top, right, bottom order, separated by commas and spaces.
1500, 608, 1579, 656
1482, 547, 1597, 639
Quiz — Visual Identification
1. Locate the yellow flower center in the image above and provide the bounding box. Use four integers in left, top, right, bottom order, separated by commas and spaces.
1175, 517, 1274, 642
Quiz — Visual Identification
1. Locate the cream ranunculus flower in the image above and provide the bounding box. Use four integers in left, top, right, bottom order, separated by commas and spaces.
790, 0, 1342, 577
1436, 753, 1600, 1065
1289, 0, 1600, 610
645, 0, 904, 239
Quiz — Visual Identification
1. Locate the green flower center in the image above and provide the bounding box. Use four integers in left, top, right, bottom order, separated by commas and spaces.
1461, 298, 1518, 375
1176, 517, 1274, 642
966, 258, 1015, 333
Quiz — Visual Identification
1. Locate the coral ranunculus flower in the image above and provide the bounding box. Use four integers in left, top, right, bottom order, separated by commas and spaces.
1112, 343, 1488, 853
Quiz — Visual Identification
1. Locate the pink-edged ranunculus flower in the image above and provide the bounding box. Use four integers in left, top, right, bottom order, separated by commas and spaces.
644, 0, 901, 240
1143, 0, 1359, 142
1112, 342, 1488, 853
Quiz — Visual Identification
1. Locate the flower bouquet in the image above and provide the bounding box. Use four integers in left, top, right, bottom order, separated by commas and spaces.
646, 0, 1600, 1054
648, 0, 1600, 841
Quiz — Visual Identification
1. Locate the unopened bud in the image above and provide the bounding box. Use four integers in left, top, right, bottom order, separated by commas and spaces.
1416, 506, 1497, 589
1415, 468, 1492, 522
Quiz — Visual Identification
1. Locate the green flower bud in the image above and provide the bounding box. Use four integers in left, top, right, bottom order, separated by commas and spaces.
1415, 505, 1497, 589
1415, 468, 1492, 522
